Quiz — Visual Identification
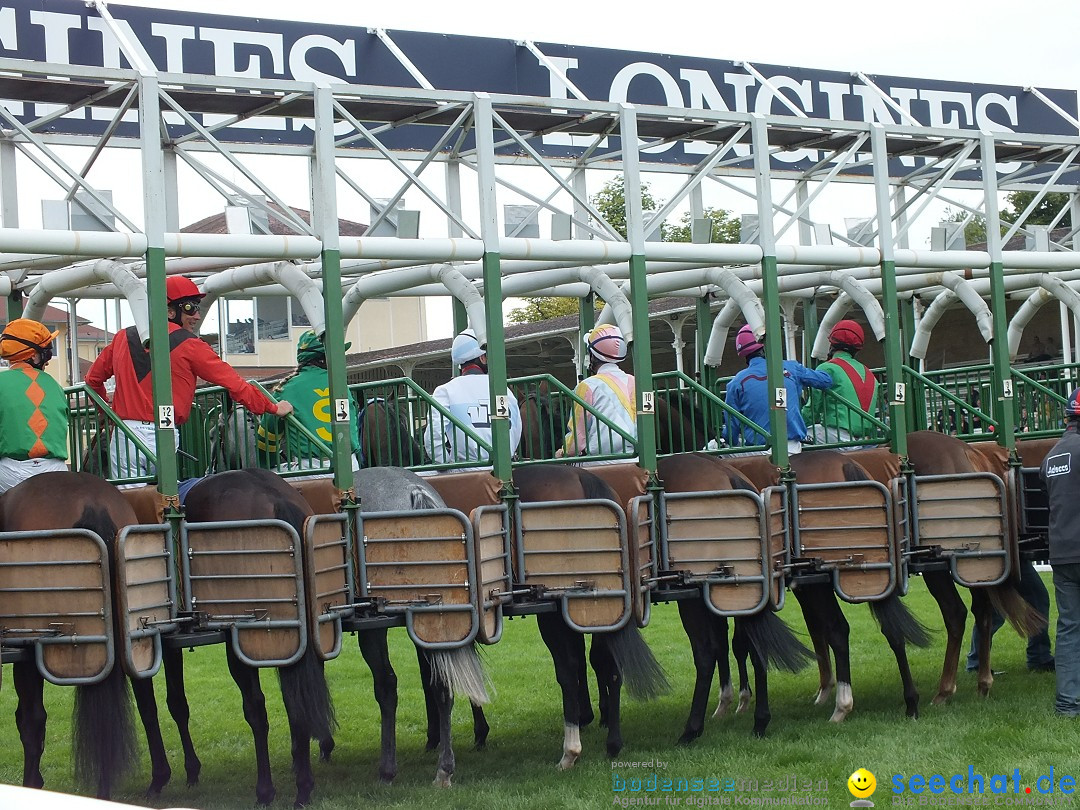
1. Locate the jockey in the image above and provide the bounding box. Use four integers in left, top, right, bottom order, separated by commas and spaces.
0, 318, 69, 493
423, 328, 522, 467
803, 319, 880, 445
85, 275, 292, 483
557, 324, 637, 462
723, 324, 832, 455
256, 330, 361, 474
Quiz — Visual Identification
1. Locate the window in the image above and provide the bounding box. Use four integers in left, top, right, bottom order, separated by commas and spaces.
256, 296, 289, 340
225, 298, 255, 354
290, 296, 310, 327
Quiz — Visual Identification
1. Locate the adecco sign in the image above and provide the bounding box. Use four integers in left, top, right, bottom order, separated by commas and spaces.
0, 0, 1076, 163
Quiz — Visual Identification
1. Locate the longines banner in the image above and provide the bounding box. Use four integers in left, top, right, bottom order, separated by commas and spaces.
0, 0, 1077, 169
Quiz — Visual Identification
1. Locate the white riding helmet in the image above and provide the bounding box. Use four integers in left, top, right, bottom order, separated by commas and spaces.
451, 328, 485, 365
584, 324, 627, 363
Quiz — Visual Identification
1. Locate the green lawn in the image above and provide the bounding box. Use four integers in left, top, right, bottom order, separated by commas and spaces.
2, 575, 1078, 809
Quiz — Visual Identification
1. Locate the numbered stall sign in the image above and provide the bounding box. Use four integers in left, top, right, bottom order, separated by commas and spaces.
335, 398, 350, 422
1002, 379, 1014, 399
157, 405, 174, 429
774, 387, 787, 409
641, 391, 655, 414
494, 394, 510, 419
893, 382, 906, 405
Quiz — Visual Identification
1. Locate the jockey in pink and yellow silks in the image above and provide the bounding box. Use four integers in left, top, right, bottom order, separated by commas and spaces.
559, 324, 637, 463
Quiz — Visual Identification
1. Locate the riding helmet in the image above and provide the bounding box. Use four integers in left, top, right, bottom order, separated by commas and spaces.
451, 328, 485, 365
0, 318, 59, 363
296, 329, 351, 364
165, 275, 205, 303
1067, 387, 1080, 418
829, 319, 865, 350
735, 324, 764, 358
584, 324, 627, 363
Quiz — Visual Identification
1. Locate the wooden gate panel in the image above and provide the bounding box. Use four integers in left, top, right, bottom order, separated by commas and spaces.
913, 474, 1011, 587
302, 514, 351, 661
794, 482, 896, 602
516, 500, 630, 632
0, 531, 112, 684
473, 505, 511, 645
116, 524, 174, 678
183, 521, 306, 667
763, 487, 789, 610
662, 491, 770, 615
361, 510, 478, 648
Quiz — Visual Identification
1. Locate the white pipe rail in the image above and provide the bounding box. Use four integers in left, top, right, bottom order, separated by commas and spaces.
201, 261, 327, 336
24, 258, 150, 341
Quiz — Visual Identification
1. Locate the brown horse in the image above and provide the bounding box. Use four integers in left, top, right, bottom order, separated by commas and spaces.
904, 431, 1046, 701
511, 464, 669, 769
179, 468, 336, 807
786, 451, 931, 721
0, 472, 138, 799
656, 453, 812, 739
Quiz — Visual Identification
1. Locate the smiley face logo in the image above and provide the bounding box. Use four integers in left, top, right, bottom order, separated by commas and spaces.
848, 768, 877, 799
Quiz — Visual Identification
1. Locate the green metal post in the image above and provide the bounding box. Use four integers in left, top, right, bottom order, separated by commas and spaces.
312, 87, 356, 494
473, 95, 513, 489
899, 297, 922, 431
980, 133, 1016, 448
578, 293, 595, 380
6, 288, 22, 319
620, 104, 657, 475
802, 298, 819, 366
870, 125, 908, 458
139, 76, 179, 502
750, 115, 788, 470
696, 296, 714, 388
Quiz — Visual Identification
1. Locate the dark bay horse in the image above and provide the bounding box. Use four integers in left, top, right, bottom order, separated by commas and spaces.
518, 391, 570, 460
359, 397, 429, 468
0, 472, 138, 799
511, 464, 669, 769
776, 451, 931, 721
179, 468, 336, 807
656, 453, 813, 739
348, 466, 491, 788
904, 431, 1046, 701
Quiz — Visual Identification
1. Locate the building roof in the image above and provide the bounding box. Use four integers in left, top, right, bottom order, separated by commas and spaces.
182, 203, 369, 237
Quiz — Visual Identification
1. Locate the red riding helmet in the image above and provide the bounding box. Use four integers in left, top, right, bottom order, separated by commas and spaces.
735, 324, 764, 358
166, 275, 205, 303
829, 319, 865, 350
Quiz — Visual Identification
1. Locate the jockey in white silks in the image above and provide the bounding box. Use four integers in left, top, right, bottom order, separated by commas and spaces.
423, 328, 522, 468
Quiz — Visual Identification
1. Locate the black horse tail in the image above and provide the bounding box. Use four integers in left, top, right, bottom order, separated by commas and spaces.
72, 505, 137, 798
738, 611, 814, 673
988, 582, 1048, 638
870, 592, 933, 649
603, 624, 670, 700
427, 642, 492, 706
278, 647, 337, 743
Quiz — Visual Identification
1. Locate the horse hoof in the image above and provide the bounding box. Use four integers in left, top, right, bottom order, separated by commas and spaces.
978, 684, 992, 698
557, 752, 580, 771
425, 739, 439, 753
813, 688, 830, 706
736, 691, 752, 714
828, 709, 850, 723
678, 729, 702, 745
931, 693, 950, 706
319, 737, 335, 763
432, 769, 453, 788
256, 789, 276, 807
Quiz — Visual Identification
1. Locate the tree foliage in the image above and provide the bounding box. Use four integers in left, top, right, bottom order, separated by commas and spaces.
1001, 191, 1071, 227
509, 179, 739, 323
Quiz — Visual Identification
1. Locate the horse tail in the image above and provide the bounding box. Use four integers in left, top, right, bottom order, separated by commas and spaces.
72, 505, 137, 797
869, 592, 933, 648
277, 646, 337, 743
427, 643, 492, 705
602, 624, 670, 700
987, 582, 1048, 638
737, 611, 814, 673
410, 484, 441, 511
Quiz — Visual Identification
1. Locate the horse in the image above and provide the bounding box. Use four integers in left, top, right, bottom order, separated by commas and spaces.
359, 396, 430, 468
511, 463, 669, 769
175, 468, 337, 807
518, 391, 570, 460
348, 466, 491, 787
655, 389, 714, 455
0, 472, 138, 800
780, 450, 932, 722
903, 431, 1046, 701
655, 453, 813, 739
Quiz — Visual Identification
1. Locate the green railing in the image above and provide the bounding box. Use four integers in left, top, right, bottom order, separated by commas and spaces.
65, 384, 156, 486
1011, 364, 1075, 437
800, 384, 890, 449
509, 374, 637, 464
654, 371, 768, 455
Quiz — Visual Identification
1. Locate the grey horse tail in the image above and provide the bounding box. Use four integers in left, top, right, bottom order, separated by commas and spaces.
410, 485, 442, 511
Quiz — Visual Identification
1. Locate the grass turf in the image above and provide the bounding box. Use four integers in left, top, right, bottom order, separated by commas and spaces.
1, 574, 1078, 809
